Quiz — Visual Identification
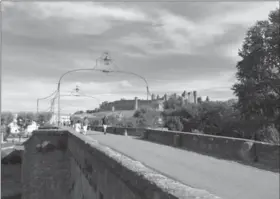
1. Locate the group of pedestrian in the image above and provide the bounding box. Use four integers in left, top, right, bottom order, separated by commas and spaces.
73, 117, 89, 135
62, 121, 71, 127
72, 116, 109, 135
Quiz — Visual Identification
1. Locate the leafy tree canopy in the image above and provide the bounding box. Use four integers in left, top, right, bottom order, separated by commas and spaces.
1, 112, 14, 125
232, 8, 280, 125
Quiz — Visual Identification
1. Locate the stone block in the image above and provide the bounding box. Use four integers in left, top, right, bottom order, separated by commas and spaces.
41, 141, 56, 153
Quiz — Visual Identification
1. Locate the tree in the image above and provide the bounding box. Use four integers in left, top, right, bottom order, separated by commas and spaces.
70, 115, 82, 123
107, 115, 119, 126
1, 112, 14, 125
232, 8, 280, 129
17, 116, 27, 130
36, 112, 52, 125
74, 110, 84, 115
18, 112, 35, 122
86, 109, 99, 114
163, 95, 184, 109
133, 106, 160, 128
26, 112, 35, 123
88, 119, 100, 126
163, 116, 183, 131
182, 91, 187, 97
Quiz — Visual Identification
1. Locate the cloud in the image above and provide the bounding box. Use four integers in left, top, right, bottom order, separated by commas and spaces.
119, 80, 133, 88
2, 1, 278, 113
34, 2, 148, 21
151, 70, 235, 99
148, 2, 279, 55
2, 77, 145, 113
30, 2, 148, 35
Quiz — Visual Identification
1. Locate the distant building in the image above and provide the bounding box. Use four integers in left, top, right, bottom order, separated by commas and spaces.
49, 114, 70, 125
8, 121, 20, 135
26, 121, 38, 135
99, 96, 164, 112
97, 90, 204, 112
60, 115, 70, 123
8, 115, 20, 134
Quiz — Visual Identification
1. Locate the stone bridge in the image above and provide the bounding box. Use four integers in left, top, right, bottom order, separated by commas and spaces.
18, 127, 279, 199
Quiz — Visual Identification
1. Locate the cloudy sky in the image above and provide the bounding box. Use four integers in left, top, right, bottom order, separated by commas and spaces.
1, 1, 279, 114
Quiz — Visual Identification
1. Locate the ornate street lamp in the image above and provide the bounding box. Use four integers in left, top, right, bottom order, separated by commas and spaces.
56, 52, 151, 125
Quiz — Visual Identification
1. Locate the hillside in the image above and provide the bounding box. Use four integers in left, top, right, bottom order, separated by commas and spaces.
72, 110, 136, 120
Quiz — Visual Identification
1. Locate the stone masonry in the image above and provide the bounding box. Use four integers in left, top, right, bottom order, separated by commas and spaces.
22, 129, 221, 199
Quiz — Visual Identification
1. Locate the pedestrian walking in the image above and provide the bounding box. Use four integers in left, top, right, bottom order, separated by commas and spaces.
74, 120, 82, 134
70, 120, 74, 128
102, 116, 108, 135
82, 117, 89, 135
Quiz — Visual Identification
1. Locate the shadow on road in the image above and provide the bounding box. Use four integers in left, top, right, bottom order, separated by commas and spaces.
1, 194, 22, 199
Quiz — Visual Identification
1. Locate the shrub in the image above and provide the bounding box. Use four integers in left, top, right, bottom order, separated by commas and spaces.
1, 112, 14, 125
133, 107, 160, 128
117, 117, 137, 128
88, 118, 100, 126
163, 116, 183, 131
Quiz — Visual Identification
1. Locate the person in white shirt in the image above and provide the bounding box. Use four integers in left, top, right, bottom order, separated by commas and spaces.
74, 120, 82, 133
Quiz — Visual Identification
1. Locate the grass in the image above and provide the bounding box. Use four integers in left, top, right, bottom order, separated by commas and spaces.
74, 110, 136, 120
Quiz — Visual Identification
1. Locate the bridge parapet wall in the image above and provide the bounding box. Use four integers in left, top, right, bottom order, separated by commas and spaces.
22, 129, 221, 199
22, 130, 70, 199
91, 126, 280, 172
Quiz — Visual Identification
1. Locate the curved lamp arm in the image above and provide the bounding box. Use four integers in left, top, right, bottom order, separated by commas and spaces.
37, 90, 58, 113
57, 68, 99, 124
96, 69, 151, 100
38, 90, 58, 100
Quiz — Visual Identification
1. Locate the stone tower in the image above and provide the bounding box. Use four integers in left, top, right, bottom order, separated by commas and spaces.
134, 97, 138, 110
151, 94, 155, 100
193, 91, 197, 104
163, 94, 167, 101
187, 92, 191, 103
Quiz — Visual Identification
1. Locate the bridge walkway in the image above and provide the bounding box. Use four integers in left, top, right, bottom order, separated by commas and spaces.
76, 130, 279, 199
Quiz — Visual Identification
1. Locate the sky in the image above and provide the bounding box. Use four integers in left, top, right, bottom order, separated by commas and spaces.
1, 1, 279, 114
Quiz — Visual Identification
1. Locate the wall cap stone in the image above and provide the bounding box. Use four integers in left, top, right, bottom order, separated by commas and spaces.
93, 125, 280, 146
23, 129, 68, 146
146, 129, 280, 146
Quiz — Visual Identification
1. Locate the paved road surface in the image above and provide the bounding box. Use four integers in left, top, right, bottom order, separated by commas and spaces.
2, 142, 16, 149
2, 138, 28, 148
81, 130, 279, 199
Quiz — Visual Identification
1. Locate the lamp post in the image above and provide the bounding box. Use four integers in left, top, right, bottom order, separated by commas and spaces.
56, 52, 151, 125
